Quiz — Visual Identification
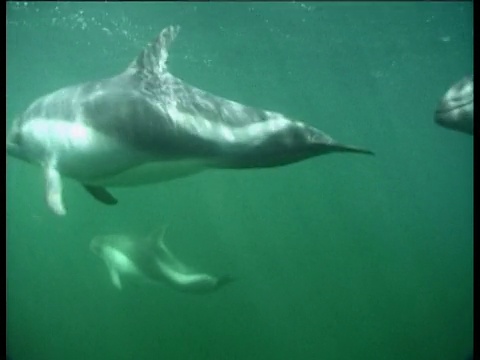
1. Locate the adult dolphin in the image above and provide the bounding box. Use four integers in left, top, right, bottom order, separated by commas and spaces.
434, 76, 473, 135
90, 226, 234, 293
6, 26, 374, 215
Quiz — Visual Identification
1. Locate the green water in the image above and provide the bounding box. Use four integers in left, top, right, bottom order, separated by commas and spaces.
6, 2, 473, 360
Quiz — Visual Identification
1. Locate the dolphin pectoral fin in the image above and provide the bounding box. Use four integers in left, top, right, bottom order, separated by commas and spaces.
108, 266, 122, 290
44, 164, 66, 216
83, 185, 118, 205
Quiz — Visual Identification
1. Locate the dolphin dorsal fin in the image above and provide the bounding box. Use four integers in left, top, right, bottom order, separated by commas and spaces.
148, 225, 190, 273
154, 224, 169, 249
147, 224, 170, 254
125, 25, 180, 77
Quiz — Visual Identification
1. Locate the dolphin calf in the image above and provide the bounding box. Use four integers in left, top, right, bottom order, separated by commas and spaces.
434, 76, 473, 135
90, 226, 234, 293
6, 25, 374, 216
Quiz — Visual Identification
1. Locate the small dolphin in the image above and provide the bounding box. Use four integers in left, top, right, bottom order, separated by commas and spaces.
90, 226, 234, 293
434, 76, 473, 135
6, 25, 374, 216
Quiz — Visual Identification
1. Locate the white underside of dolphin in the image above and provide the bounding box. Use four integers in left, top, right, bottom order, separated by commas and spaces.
6, 25, 374, 216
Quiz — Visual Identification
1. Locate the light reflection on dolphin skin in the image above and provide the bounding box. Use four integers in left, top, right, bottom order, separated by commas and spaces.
434, 76, 473, 135
6, 26, 374, 216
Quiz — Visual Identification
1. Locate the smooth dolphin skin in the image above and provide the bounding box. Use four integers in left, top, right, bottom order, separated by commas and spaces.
6, 25, 374, 215
434, 76, 473, 135
90, 226, 234, 293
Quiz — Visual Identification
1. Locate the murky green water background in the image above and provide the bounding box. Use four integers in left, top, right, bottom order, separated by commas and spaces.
6, 2, 473, 360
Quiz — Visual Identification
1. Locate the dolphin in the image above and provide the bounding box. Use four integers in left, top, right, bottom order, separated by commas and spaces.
90, 226, 234, 293
6, 25, 374, 216
434, 76, 473, 135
